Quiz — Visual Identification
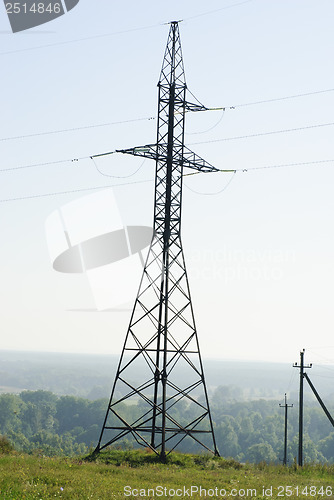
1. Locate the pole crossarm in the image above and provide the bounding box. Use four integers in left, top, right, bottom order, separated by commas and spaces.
116, 144, 221, 173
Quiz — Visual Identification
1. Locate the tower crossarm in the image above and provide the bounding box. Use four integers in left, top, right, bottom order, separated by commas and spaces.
184, 101, 208, 113
181, 145, 218, 172
116, 144, 232, 173
116, 144, 157, 161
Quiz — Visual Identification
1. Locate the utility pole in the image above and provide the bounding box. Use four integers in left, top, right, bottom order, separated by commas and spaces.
293, 349, 312, 466
94, 21, 229, 461
279, 393, 293, 465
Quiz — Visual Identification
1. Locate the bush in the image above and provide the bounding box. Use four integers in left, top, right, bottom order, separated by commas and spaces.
0, 436, 14, 454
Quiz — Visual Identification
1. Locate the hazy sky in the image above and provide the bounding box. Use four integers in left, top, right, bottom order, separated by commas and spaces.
1, 0, 334, 364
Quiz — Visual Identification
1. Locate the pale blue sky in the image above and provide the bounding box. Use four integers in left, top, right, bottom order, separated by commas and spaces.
1, 0, 334, 363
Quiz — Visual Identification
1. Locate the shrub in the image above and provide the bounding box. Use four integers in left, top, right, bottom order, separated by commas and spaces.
0, 436, 14, 454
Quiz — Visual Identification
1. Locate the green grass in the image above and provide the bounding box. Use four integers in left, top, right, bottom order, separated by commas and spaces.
1, 449, 334, 499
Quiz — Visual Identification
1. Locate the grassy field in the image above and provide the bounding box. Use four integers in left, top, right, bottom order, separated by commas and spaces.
1, 450, 334, 499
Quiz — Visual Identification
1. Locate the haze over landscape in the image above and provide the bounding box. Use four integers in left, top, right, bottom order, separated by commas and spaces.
0, 0, 334, 367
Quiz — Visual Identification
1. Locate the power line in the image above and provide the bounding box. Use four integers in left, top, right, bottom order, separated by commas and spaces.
185, 171, 236, 195
1, 88, 333, 143
1, 116, 332, 146
1, 155, 333, 202
0, 116, 155, 143
0, 22, 163, 57
184, 0, 254, 21
286, 367, 298, 394
0, 157, 87, 173
186, 109, 226, 135
91, 156, 147, 178
183, 158, 334, 195
189, 121, 334, 146
0, 1, 254, 57
235, 158, 334, 172
2, 152, 334, 178
0, 179, 153, 203
307, 349, 334, 366
310, 373, 334, 380
184, 159, 334, 180
225, 88, 334, 110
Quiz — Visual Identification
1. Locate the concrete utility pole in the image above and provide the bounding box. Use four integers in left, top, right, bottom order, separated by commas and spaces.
293, 349, 312, 466
279, 393, 293, 465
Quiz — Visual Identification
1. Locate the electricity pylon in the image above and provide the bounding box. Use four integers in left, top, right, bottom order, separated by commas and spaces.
95, 21, 228, 461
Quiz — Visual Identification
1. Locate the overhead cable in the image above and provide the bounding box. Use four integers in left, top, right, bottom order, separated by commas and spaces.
183, 158, 334, 195
0, 179, 153, 203
0, 157, 85, 173
1, 88, 333, 143
235, 158, 334, 172
91, 156, 147, 178
0, 22, 162, 57
186, 110, 226, 135
188, 158, 334, 177
0, 116, 155, 143
2, 154, 334, 177
185, 171, 236, 195
0, 1, 254, 57
184, 0, 254, 21
2, 157, 333, 203
189, 121, 334, 146
225, 87, 334, 110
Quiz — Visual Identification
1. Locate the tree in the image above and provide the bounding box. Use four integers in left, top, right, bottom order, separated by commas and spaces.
246, 443, 277, 464
56, 396, 90, 433
216, 417, 241, 457
0, 394, 24, 434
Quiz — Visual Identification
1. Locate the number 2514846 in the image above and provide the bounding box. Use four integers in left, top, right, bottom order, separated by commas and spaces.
6, 3, 62, 14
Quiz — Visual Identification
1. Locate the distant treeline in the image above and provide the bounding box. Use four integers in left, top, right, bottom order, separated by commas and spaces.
2, 388, 334, 463
4, 351, 334, 404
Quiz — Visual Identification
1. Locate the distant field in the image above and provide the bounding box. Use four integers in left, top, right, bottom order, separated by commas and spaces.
1, 450, 334, 499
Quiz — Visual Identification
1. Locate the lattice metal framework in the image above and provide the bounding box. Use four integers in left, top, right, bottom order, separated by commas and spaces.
95, 21, 221, 461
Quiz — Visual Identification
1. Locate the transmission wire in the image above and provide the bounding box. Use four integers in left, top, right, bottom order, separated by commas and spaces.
1, 155, 333, 201
186, 109, 226, 135
0, 22, 163, 57
0, 1, 254, 57
0, 179, 153, 203
2, 154, 334, 178
1, 88, 333, 144
235, 158, 334, 172
0, 157, 86, 173
183, 0, 254, 21
91, 156, 147, 178
0, 116, 155, 143
189, 121, 334, 146
286, 368, 298, 394
184, 171, 237, 195
225, 88, 334, 110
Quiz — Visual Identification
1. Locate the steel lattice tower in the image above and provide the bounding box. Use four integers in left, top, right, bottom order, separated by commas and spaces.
95, 21, 221, 460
